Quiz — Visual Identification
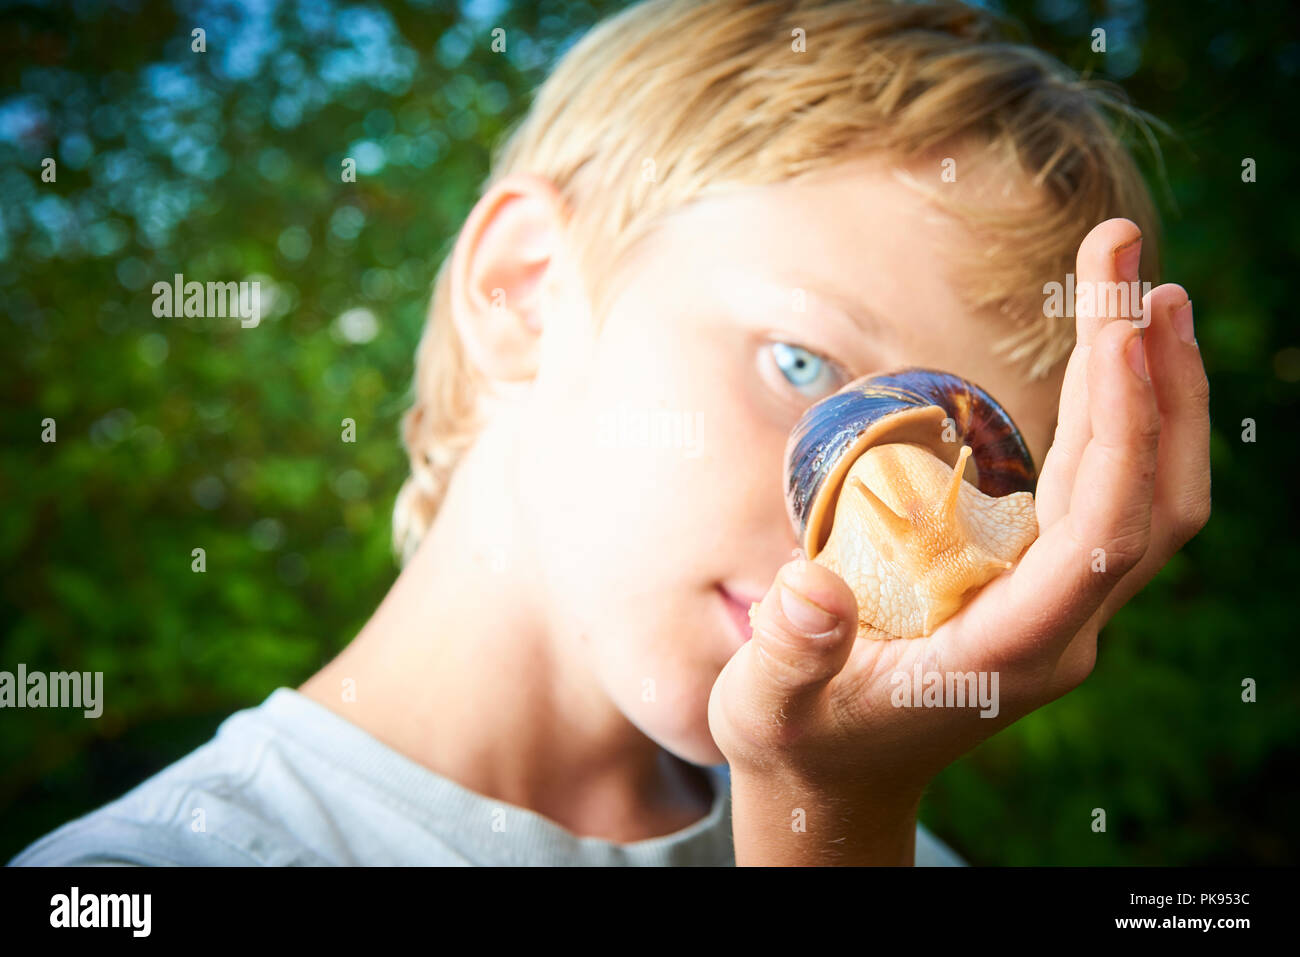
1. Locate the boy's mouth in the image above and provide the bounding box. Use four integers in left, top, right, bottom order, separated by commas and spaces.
717, 585, 760, 646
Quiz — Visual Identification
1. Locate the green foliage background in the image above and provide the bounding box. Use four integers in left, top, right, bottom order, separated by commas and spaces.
2, 0, 1296, 864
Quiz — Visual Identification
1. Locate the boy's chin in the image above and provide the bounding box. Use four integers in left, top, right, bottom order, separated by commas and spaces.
649, 723, 727, 769
619, 693, 725, 767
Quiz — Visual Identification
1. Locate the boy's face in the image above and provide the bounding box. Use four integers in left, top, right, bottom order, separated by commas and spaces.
512, 155, 1064, 766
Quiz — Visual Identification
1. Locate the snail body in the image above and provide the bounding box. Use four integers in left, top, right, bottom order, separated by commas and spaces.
783, 369, 1039, 641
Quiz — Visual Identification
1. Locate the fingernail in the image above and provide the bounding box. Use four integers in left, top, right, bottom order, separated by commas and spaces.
1126, 332, 1149, 381
1113, 235, 1142, 283
779, 563, 839, 636
1171, 298, 1195, 345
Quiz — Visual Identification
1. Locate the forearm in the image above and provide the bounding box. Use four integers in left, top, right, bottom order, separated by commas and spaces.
730, 769, 922, 866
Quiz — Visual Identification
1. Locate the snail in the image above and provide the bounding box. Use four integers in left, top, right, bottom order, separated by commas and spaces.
781, 369, 1039, 641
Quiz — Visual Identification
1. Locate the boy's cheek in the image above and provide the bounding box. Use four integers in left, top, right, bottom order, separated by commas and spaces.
606, 639, 730, 765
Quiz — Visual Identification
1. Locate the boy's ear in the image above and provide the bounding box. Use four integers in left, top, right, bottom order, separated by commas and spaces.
450, 172, 570, 383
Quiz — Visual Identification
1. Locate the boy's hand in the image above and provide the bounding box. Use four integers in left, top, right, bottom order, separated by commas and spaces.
707, 218, 1211, 865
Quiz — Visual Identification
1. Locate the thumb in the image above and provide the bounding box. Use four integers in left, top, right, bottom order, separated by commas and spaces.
745, 558, 858, 711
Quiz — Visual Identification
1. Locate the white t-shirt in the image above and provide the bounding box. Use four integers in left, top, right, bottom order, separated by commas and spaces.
8, 688, 966, 866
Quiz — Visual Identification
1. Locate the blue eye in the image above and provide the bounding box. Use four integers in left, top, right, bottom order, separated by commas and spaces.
770, 342, 841, 398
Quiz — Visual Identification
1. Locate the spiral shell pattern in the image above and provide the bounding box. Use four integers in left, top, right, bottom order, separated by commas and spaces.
784, 368, 1037, 559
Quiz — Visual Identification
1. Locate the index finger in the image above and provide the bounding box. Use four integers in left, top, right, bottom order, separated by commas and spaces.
1074, 217, 1145, 342
1036, 218, 1146, 524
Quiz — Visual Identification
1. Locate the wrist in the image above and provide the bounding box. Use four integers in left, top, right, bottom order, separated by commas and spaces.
730, 766, 924, 866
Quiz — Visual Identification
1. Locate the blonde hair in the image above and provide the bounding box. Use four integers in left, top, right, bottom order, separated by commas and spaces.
393, 0, 1164, 563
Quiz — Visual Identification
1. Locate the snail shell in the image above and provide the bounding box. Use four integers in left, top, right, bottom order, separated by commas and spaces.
783, 369, 1038, 640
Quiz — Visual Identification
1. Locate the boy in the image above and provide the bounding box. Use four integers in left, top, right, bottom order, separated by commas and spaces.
11, 0, 1208, 866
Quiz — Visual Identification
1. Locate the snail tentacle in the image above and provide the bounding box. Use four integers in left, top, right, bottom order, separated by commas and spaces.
783, 370, 1040, 641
